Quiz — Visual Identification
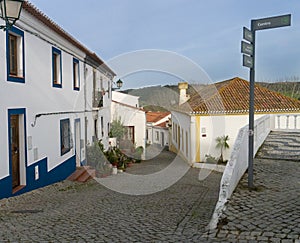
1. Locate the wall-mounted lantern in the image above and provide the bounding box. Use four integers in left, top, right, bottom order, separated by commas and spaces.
0, 0, 24, 30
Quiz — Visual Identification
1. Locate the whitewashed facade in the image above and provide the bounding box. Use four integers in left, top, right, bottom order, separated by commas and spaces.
111, 91, 146, 149
0, 2, 115, 199
170, 78, 300, 165
146, 112, 171, 148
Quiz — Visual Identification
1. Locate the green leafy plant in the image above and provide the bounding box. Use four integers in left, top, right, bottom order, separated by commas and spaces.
134, 146, 144, 163
110, 117, 125, 141
215, 135, 230, 163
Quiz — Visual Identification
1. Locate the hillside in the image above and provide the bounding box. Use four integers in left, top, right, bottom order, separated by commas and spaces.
122, 81, 300, 111
257, 82, 300, 100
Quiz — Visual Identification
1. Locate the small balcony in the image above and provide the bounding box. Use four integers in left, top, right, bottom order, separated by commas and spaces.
93, 91, 104, 108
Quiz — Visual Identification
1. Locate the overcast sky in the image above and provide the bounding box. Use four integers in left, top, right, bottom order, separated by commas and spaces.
29, 0, 300, 89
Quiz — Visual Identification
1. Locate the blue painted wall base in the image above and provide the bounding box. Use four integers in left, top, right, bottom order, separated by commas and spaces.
0, 155, 76, 199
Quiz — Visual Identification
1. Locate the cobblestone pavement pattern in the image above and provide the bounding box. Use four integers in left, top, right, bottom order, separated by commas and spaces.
0, 149, 299, 242
204, 158, 300, 243
0, 151, 222, 242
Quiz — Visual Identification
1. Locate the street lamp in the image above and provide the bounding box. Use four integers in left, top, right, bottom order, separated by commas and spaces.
116, 79, 123, 89
0, 0, 23, 30
112, 79, 123, 91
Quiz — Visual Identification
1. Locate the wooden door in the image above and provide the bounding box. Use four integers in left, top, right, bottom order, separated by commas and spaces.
10, 115, 20, 189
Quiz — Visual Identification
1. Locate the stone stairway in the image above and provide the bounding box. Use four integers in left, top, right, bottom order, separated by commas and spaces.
67, 166, 96, 182
256, 131, 300, 161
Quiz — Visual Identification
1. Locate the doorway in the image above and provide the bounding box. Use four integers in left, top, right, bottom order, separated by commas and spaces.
10, 115, 20, 189
74, 119, 81, 167
9, 109, 26, 193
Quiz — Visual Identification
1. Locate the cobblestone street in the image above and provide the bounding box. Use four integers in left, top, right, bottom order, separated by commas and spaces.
0, 151, 222, 242
0, 151, 299, 242
206, 159, 300, 243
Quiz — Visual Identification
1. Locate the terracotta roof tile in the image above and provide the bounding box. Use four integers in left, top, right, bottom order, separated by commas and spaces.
146, 112, 171, 123
184, 77, 300, 114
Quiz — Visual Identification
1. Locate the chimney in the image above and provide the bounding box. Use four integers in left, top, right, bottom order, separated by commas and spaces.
178, 82, 189, 105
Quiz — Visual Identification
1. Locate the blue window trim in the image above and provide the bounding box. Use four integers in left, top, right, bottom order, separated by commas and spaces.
8, 108, 28, 179
73, 58, 80, 91
6, 26, 25, 83
52, 47, 62, 88
60, 118, 71, 156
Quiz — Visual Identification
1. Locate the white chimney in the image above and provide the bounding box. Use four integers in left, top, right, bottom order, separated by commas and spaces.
178, 82, 189, 105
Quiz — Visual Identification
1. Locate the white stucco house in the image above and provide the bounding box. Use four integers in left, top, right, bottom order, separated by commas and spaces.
0, 2, 115, 199
146, 111, 171, 148
111, 91, 146, 150
170, 77, 300, 165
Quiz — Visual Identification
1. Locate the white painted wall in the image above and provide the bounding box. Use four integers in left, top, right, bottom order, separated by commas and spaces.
111, 101, 146, 149
152, 127, 169, 147
84, 65, 112, 150
170, 111, 265, 164
146, 113, 171, 146
198, 114, 264, 162
112, 91, 139, 108
0, 10, 113, 182
170, 111, 191, 163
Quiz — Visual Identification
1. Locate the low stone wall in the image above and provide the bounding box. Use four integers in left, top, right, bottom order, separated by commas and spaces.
208, 115, 271, 230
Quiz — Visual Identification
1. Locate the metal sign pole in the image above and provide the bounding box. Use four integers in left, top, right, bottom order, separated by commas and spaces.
242, 14, 291, 189
248, 22, 255, 189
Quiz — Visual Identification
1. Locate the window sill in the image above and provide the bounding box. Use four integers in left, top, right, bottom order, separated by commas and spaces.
53, 83, 62, 88
61, 148, 71, 156
7, 75, 25, 83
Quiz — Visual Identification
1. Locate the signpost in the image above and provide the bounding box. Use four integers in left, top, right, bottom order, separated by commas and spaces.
241, 14, 291, 189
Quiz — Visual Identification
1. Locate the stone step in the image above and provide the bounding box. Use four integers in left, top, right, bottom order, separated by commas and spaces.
77, 169, 96, 182
67, 166, 95, 182
256, 131, 300, 161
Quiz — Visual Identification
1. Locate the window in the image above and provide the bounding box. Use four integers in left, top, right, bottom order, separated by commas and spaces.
60, 119, 71, 155
156, 131, 160, 141
186, 131, 188, 156
73, 58, 80, 90
52, 47, 62, 88
101, 116, 104, 137
124, 126, 134, 144
94, 119, 98, 140
7, 26, 25, 83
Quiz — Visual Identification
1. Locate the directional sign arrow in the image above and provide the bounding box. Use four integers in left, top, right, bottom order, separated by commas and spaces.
243, 54, 253, 69
241, 41, 253, 56
243, 27, 253, 43
252, 14, 291, 31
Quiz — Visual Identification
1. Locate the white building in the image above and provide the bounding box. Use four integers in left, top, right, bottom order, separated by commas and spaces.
111, 91, 146, 150
170, 77, 300, 165
146, 111, 171, 148
0, 2, 115, 199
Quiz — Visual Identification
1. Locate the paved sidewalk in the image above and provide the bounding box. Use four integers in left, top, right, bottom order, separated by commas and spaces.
204, 158, 300, 243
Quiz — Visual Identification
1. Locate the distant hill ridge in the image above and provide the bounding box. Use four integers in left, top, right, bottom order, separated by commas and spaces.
122, 81, 300, 112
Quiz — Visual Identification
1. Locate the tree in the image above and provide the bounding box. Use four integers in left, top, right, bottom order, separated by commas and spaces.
215, 135, 230, 163
110, 117, 125, 141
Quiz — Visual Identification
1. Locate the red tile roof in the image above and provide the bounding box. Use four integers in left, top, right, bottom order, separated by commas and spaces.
155, 121, 168, 128
146, 112, 171, 123
22, 1, 115, 75
183, 77, 300, 114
